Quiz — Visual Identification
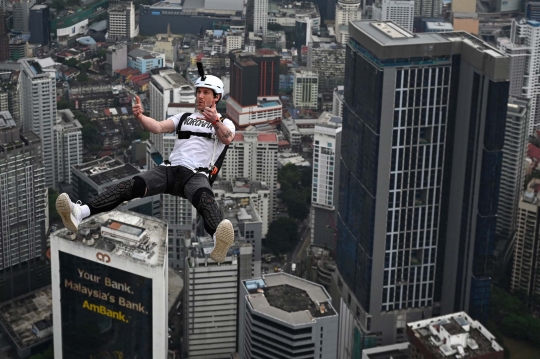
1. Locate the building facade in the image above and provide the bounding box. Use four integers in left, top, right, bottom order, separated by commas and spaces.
20, 58, 57, 189
220, 131, 279, 223
253, 0, 268, 39
13, 0, 35, 33
239, 273, 339, 359
29, 5, 50, 46
50, 211, 168, 358
333, 21, 509, 352
127, 49, 165, 74
311, 114, 342, 250
106, 43, 128, 77
293, 68, 319, 109
307, 42, 346, 93
335, 0, 362, 45
108, 1, 136, 40
414, 0, 441, 17
55, 109, 82, 186
0, 114, 49, 302
183, 238, 253, 359
374, 0, 415, 32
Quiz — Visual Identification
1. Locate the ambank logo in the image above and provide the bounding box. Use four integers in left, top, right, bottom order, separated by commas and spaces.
82, 300, 129, 323
96, 252, 111, 263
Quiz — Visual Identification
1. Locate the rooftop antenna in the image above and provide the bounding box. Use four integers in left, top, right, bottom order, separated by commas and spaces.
197, 62, 206, 80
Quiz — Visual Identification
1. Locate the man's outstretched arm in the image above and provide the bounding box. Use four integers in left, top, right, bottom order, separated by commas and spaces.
132, 95, 175, 134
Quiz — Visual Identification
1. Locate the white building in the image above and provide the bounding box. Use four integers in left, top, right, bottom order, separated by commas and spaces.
498, 19, 540, 134
55, 109, 82, 185
238, 273, 339, 359
497, 97, 529, 241
374, 0, 415, 32
50, 211, 168, 358
226, 96, 282, 128
335, 0, 362, 45
311, 113, 342, 249
108, 1, 136, 40
253, 0, 268, 39
149, 69, 195, 155
414, 0, 441, 17
13, 0, 34, 33
293, 68, 319, 109
333, 85, 344, 117
221, 131, 279, 222
20, 57, 57, 189
225, 34, 244, 53
183, 237, 253, 359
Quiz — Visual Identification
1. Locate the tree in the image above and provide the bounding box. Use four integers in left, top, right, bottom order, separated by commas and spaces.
79, 61, 92, 71
64, 58, 78, 67
268, 23, 284, 31
97, 49, 107, 60
57, 99, 72, 109
76, 72, 89, 82
264, 217, 298, 255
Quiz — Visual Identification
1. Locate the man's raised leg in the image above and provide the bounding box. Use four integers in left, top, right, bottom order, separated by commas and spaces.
56, 177, 147, 232
192, 187, 234, 263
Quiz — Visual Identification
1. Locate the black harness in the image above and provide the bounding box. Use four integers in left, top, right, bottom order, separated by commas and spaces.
167, 112, 230, 184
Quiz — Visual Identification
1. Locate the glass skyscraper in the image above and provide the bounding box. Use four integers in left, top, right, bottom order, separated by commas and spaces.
333, 20, 509, 352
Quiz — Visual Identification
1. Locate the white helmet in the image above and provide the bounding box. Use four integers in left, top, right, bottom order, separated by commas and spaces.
195, 75, 224, 95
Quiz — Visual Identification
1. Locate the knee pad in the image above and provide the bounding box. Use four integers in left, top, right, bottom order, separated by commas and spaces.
88, 178, 140, 213
193, 188, 222, 235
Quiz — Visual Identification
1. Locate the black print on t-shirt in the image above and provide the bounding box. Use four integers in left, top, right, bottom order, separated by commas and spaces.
183, 118, 213, 129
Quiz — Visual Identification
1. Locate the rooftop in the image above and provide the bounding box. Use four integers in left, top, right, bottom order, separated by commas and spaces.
363, 343, 409, 359
0, 111, 15, 130
73, 156, 140, 186
53, 210, 167, 267
408, 312, 504, 358
219, 196, 262, 226
243, 273, 337, 326
183, 0, 243, 11
0, 287, 52, 350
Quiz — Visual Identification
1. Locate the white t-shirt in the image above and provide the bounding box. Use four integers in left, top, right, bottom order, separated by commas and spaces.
166, 112, 235, 172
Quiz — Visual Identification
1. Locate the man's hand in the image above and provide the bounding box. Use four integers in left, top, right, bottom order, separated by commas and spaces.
133, 96, 144, 120
202, 103, 219, 124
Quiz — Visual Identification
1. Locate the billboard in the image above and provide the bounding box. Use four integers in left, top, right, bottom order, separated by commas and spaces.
500, 0, 520, 12
59, 251, 153, 358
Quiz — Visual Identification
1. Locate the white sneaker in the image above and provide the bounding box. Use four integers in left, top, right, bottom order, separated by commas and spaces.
56, 193, 83, 233
210, 219, 234, 263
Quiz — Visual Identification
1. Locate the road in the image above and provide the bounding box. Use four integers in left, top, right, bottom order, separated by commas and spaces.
284, 215, 311, 275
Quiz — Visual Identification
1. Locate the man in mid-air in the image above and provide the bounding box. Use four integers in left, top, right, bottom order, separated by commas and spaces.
56, 68, 236, 262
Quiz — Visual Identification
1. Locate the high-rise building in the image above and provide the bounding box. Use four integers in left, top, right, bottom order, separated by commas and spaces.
511, 179, 540, 298
50, 210, 168, 358
29, 5, 50, 46
498, 20, 539, 135
414, 0, 441, 17
221, 131, 279, 222
148, 69, 195, 156
373, 0, 415, 32
0, 70, 22, 126
253, 0, 268, 39
106, 43, 128, 77
0, 113, 49, 302
227, 50, 282, 127
333, 85, 344, 117
335, 0, 362, 45
183, 237, 253, 359
292, 68, 319, 109
13, 0, 35, 33
311, 112, 342, 250
0, 8, 9, 61
108, 1, 136, 40
55, 109, 82, 186
307, 42, 346, 92
407, 312, 504, 359
333, 20, 509, 350
20, 58, 57, 189
71, 156, 161, 218
527, 1, 540, 21
496, 97, 529, 241
238, 273, 339, 359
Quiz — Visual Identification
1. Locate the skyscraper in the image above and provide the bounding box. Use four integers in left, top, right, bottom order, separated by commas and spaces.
55, 109, 82, 186
239, 273, 339, 359
29, 5, 50, 46
414, 0, 441, 17
496, 97, 529, 241
373, 0, 415, 32
333, 20, 509, 350
335, 0, 362, 45
0, 112, 49, 302
51, 210, 168, 358
292, 68, 319, 109
12, 0, 35, 33
311, 113, 342, 250
107, 1, 136, 40
20, 58, 57, 189
253, 0, 268, 39
183, 238, 253, 359
0, 8, 9, 62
